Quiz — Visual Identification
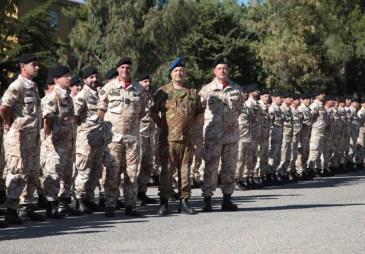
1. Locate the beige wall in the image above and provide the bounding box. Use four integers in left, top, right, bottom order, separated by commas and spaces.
17, 0, 81, 40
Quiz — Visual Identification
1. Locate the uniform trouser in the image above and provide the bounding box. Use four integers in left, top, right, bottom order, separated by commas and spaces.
0, 142, 5, 192
256, 136, 270, 176
345, 126, 351, 162
244, 142, 258, 178
103, 140, 140, 208
277, 133, 292, 174
74, 143, 104, 201
307, 130, 325, 170
137, 136, 153, 194
348, 130, 359, 163
333, 133, 347, 166
322, 137, 334, 171
159, 141, 192, 200
202, 140, 238, 198
296, 130, 310, 173
355, 143, 365, 166
5, 129, 40, 209
191, 137, 204, 179
269, 128, 283, 173
236, 140, 250, 180
42, 137, 73, 201
152, 127, 160, 176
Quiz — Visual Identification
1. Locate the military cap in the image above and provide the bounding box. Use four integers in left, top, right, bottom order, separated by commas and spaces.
271, 91, 283, 97
70, 75, 81, 86
292, 94, 300, 100
301, 92, 312, 99
117, 57, 132, 67
168, 57, 185, 72
325, 94, 336, 101
213, 55, 229, 68
337, 96, 345, 103
260, 88, 270, 95
312, 88, 325, 97
105, 68, 118, 80
18, 53, 38, 64
82, 66, 98, 79
46, 76, 55, 86
246, 83, 260, 93
282, 91, 294, 98
138, 72, 150, 81
344, 94, 352, 100
50, 65, 70, 79
359, 97, 365, 104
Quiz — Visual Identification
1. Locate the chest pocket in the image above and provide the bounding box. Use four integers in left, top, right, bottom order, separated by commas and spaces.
59, 99, 71, 117
108, 95, 123, 114
23, 96, 37, 115
128, 94, 142, 114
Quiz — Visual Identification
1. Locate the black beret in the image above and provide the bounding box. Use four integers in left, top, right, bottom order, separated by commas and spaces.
70, 75, 81, 86
105, 68, 118, 80
82, 66, 98, 79
138, 73, 150, 81
46, 77, 55, 86
260, 88, 270, 95
301, 92, 312, 99
18, 53, 38, 64
50, 65, 70, 79
325, 95, 336, 101
337, 96, 345, 103
213, 55, 229, 68
292, 94, 300, 100
312, 88, 325, 97
344, 94, 352, 100
246, 83, 260, 93
359, 97, 365, 103
282, 91, 294, 98
117, 57, 132, 67
271, 91, 283, 97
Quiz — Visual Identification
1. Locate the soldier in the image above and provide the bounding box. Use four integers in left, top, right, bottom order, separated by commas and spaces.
0, 102, 6, 205
244, 83, 262, 187
307, 89, 326, 175
344, 95, 352, 170
256, 89, 271, 184
289, 95, 302, 180
355, 98, 365, 170
348, 99, 360, 170
151, 58, 203, 215
73, 66, 105, 214
136, 73, 157, 205
69, 75, 82, 98
330, 97, 343, 173
190, 113, 204, 188
336, 97, 349, 172
97, 57, 145, 217
296, 93, 312, 179
200, 56, 243, 212
277, 92, 294, 181
42, 65, 81, 218
268, 91, 285, 182
322, 95, 336, 176
0, 54, 45, 224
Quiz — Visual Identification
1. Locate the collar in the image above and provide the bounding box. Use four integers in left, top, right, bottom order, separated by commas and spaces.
55, 85, 68, 97
214, 78, 230, 90
117, 78, 132, 90
85, 85, 97, 97
19, 74, 35, 89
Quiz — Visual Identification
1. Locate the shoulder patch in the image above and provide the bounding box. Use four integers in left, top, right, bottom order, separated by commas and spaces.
99, 89, 106, 96
78, 97, 85, 103
48, 101, 55, 107
10, 88, 18, 95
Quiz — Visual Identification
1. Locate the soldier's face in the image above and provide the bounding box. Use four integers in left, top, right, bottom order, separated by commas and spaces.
213, 64, 229, 81
345, 99, 351, 106
55, 73, 72, 89
22, 61, 40, 78
117, 64, 132, 80
273, 96, 283, 105
84, 74, 98, 89
362, 102, 365, 108
292, 99, 300, 107
261, 94, 270, 104
71, 84, 82, 94
339, 102, 346, 107
171, 67, 185, 83
301, 98, 310, 106
139, 79, 151, 91
284, 97, 293, 104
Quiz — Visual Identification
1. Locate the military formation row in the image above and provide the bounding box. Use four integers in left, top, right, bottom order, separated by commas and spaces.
0, 54, 364, 229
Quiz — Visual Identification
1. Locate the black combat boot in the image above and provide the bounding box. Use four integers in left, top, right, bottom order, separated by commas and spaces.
221, 194, 238, 211
0, 220, 8, 228
46, 201, 64, 219
5, 208, 23, 225
125, 206, 143, 217
58, 198, 82, 216
0, 190, 6, 204
137, 192, 158, 206
37, 194, 48, 209
178, 199, 197, 215
104, 207, 115, 217
19, 205, 45, 221
98, 197, 105, 209
85, 200, 103, 211
157, 198, 169, 216
76, 199, 93, 214
202, 197, 212, 212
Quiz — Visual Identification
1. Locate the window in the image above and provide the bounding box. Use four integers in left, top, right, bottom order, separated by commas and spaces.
49, 10, 60, 29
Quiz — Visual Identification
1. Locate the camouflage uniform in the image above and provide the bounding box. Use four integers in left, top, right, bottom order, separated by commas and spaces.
336, 106, 348, 167
245, 97, 262, 178
268, 103, 284, 174
74, 85, 104, 201
330, 107, 344, 169
191, 114, 204, 182
322, 107, 335, 172
0, 116, 5, 195
137, 89, 155, 193
151, 83, 202, 200
289, 105, 302, 174
348, 106, 359, 164
296, 103, 312, 174
2, 75, 41, 209
200, 78, 243, 198
307, 99, 327, 171
355, 106, 365, 167
236, 103, 251, 181
256, 100, 271, 177
97, 79, 144, 208
344, 106, 352, 163
42, 85, 75, 201
277, 103, 293, 174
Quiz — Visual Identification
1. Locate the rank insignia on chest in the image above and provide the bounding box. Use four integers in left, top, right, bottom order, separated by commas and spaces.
125, 98, 130, 105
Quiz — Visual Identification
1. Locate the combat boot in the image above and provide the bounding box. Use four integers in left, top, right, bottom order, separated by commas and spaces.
19, 205, 45, 222
0, 220, 8, 228
46, 201, 64, 219
37, 194, 48, 209
104, 207, 115, 217
0, 190, 6, 204
5, 208, 23, 225
221, 194, 238, 211
58, 198, 82, 216
76, 199, 93, 214
85, 200, 103, 211
178, 199, 197, 215
98, 197, 105, 208
202, 197, 212, 212
157, 198, 169, 216
125, 206, 143, 217
137, 192, 157, 206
